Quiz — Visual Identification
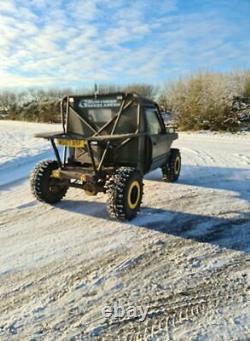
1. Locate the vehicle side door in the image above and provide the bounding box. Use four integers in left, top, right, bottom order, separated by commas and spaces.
144, 107, 170, 170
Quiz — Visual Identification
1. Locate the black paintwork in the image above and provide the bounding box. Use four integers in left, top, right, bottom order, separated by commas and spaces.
36, 92, 178, 179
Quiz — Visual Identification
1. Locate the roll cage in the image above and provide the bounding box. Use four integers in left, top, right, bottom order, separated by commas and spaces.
35, 92, 175, 177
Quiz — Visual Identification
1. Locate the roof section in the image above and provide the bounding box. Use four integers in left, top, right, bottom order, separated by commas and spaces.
68, 92, 157, 107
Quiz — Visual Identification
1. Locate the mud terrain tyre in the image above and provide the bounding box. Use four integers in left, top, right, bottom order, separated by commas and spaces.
162, 148, 181, 182
106, 167, 143, 221
31, 160, 68, 204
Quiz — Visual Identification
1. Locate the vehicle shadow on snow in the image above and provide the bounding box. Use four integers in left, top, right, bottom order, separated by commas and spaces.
146, 164, 250, 202
57, 164, 250, 253
133, 207, 250, 253
58, 199, 250, 253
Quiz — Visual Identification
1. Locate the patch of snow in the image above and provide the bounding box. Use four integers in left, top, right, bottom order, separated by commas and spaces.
0, 120, 249, 340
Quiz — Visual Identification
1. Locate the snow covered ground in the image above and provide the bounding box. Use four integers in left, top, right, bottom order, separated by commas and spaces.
0, 121, 249, 340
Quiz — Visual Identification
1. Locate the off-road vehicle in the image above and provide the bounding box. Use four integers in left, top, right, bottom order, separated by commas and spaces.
31, 92, 181, 220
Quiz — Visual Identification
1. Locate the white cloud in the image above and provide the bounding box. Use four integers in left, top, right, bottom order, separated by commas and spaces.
66, 0, 99, 21
0, 0, 249, 89
0, 0, 16, 13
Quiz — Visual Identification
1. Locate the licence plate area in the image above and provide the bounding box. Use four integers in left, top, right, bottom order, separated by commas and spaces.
56, 138, 86, 148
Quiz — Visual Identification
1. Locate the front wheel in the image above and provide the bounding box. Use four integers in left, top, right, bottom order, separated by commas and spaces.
162, 148, 181, 182
31, 160, 68, 204
105, 167, 143, 221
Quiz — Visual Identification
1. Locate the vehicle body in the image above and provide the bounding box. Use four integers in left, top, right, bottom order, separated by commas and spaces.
31, 92, 181, 220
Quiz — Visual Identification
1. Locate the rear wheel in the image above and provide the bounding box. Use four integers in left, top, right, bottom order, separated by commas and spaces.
31, 160, 68, 204
162, 148, 181, 182
106, 167, 143, 221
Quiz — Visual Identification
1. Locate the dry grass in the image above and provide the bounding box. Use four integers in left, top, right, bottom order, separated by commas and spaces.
160, 71, 250, 131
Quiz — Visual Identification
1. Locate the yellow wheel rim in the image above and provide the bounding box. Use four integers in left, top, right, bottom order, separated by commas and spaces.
127, 180, 141, 209
175, 157, 181, 174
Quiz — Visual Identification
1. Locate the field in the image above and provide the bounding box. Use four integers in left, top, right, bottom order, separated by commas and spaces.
0, 121, 249, 340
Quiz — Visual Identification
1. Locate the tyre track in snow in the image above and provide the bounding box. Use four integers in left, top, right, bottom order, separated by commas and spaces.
69, 243, 249, 340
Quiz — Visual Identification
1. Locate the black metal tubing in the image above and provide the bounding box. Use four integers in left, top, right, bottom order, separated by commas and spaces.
36, 92, 176, 182
154, 102, 167, 133
94, 96, 141, 172
50, 138, 62, 167
111, 97, 127, 134
96, 96, 128, 172
87, 133, 140, 141
108, 98, 141, 169
86, 140, 97, 174
97, 141, 110, 172
92, 99, 134, 137
60, 93, 141, 175
92, 113, 118, 136
63, 146, 67, 164
68, 105, 97, 134
114, 137, 134, 150
137, 104, 144, 173
65, 97, 69, 133
60, 96, 67, 133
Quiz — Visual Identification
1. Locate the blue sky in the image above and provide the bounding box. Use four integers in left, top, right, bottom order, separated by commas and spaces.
0, 0, 249, 89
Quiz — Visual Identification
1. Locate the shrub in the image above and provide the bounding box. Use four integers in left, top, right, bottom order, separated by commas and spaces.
159, 71, 250, 131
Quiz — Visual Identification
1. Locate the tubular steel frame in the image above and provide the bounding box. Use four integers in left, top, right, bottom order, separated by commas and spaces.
49, 93, 142, 176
